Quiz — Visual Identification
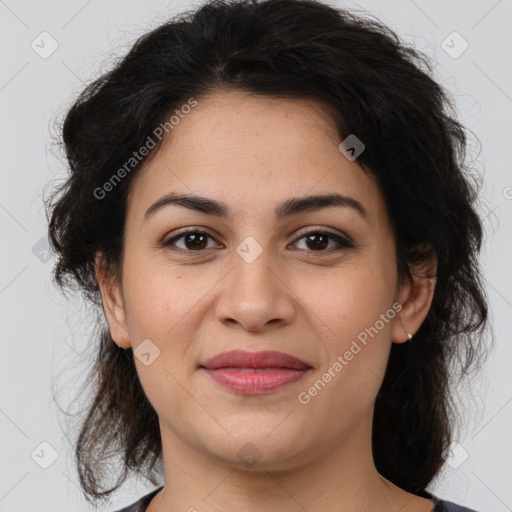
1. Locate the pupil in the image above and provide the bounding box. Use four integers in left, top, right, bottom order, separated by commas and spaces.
306, 233, 327, 250
186, 233, 207, 250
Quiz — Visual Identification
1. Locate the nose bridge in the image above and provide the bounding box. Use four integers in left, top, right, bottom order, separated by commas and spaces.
214, 235, 295, 330
232, 235, 279, 302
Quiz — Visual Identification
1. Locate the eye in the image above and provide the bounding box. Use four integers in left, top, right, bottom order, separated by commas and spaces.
162, 228, 354, 254
290, 229, 354, 254
162, 229, 219, 252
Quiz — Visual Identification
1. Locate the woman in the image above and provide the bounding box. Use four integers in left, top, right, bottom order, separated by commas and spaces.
45, 0, 492, 510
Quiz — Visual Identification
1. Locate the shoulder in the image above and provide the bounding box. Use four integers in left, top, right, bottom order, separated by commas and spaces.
419, 489, 480, 512
110, 486, 163, 512
435, 499, 480, 512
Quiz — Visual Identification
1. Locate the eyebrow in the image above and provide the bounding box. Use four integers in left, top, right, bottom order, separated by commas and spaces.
143, 192, 369, 224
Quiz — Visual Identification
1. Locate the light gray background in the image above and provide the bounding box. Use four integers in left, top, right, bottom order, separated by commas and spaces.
1, 0, 511, 510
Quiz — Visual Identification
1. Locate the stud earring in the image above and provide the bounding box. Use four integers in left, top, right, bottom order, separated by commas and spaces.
407, 332, 413, 340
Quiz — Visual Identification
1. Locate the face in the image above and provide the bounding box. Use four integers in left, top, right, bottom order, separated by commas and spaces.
98, 90, 433, 471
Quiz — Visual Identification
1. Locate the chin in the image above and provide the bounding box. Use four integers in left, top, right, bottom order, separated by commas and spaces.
199, 424, 311, 471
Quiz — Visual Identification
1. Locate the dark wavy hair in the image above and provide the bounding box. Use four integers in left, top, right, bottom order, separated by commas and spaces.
44, 0, 493, 505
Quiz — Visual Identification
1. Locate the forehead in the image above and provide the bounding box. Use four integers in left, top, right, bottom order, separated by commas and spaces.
126, 90, 389, 231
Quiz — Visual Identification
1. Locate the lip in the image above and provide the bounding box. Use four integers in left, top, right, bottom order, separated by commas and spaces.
199, 350, 312, 395
200, 349, 311, 370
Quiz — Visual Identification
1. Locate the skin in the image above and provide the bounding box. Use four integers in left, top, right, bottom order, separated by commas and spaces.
96, 90, 437, 512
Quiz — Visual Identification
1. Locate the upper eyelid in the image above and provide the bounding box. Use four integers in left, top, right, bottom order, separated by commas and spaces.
293, 226, 350, 240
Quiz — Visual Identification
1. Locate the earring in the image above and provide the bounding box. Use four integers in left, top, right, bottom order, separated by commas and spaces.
407, 332, 413, 340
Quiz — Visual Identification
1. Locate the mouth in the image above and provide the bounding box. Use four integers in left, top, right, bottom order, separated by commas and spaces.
199, 350, 312, 395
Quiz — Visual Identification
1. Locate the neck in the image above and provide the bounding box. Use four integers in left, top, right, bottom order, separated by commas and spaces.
147, 415, 433, 512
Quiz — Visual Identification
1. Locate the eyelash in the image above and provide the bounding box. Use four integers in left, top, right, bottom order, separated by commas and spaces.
162, 228, 355, 255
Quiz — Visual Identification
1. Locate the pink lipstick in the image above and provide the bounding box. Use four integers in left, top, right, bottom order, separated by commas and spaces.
199, 349, 312, 395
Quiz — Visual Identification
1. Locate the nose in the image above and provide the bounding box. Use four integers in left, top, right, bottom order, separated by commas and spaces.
214, 248, 296, 332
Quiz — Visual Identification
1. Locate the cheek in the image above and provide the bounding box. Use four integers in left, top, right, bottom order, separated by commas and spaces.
297, 260, 396, 400
121, 252, 201, 341
120, 257, 203, 413
294, 271, 395, 420
298, 262, 396, 342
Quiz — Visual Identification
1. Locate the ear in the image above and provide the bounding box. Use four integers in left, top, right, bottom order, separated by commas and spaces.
95, 251, 131, 349
392, 243, 437, 344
